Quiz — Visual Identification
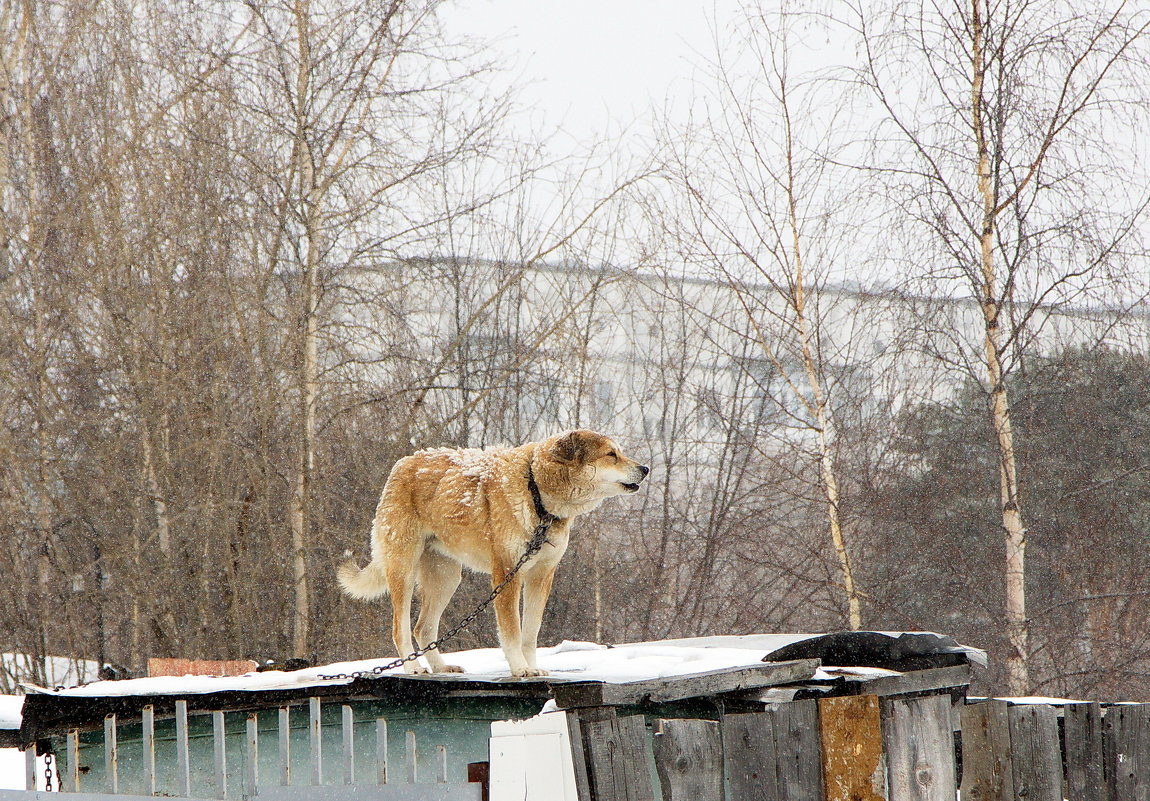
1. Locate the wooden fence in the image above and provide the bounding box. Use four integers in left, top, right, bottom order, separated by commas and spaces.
20, 697, 482, 801
566, 697, 1150, 801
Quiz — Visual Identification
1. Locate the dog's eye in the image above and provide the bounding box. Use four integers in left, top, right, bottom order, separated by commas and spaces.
607, 450, 617, 459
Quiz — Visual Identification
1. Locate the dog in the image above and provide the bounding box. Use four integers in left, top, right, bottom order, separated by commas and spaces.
337, 429, 649, 677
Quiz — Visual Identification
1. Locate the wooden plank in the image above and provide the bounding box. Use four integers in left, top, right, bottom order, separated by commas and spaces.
959, 701, 1014, 801
66, 729, 80, 792
1007, 704, 1062, 801
142, 705, 156, 796
1104, 703, 1150, 801
652, 719, 723, 801
720, 712, 778, 801
342, 705, 355, 785
1064, 703, 1104, 801
406, 730, 418, 784
310, 697, 323, 785
435, 745, 448, 784
376, 718, 389, 785
147, 657, 259, 677
175, 699, 191, 797
583, 714, 655, 801
279, 706, 292, 785
104, 714, 118, 795
245, 712, 259, 797
819, 695, 885, 801
852, 665, 971, 698
881, 694, 955, 801
213, 710, 227, 799
24, 747, 35, 792
772, 700, 824, 801
551, 660, 820, 708
567, 707, 613, 801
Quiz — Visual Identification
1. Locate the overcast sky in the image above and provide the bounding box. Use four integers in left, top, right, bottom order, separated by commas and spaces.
443, 0, 742, 150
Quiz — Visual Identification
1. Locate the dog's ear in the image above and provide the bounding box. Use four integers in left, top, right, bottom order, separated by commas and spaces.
551, 431, 585, 464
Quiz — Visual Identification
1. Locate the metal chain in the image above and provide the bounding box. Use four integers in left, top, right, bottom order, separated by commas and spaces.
43, 752, 55, 792
320, 517, 556, 681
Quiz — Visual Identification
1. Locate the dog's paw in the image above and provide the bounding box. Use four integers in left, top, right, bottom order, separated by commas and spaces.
511, 667, 549, 678
403, 664, 431, 675
438, 664, 465, 674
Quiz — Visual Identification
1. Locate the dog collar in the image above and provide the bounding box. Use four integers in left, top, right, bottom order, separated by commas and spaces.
527, 465, 562, 525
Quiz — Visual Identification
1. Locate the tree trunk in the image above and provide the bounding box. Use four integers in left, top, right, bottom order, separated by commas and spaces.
971, 0, 1029, 695
289, 0, 318, 658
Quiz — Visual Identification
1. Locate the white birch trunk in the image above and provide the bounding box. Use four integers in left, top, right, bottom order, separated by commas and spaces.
971, 0, 1029, 695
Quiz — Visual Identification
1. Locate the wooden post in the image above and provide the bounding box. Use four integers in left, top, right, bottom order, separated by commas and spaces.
376, 718, 389, 785
213, 711, 228, 799
720, 711, 778, 801
309, 697, 323, 785
1104, 703, 1150, 800
279, 706, 292, 786
652, 718, 723, 801
66, 729, 80, 792
1064, 703, 1104, 801
406, 730, 417, 784
566, 707, 614, 801
104, 713, 119, 794
1007, 704, 1062, 801
245, 712, 259, 797
774, 700, 824, 801
24, 747, 36, 791
819, 695, 885, 801
582, 714, 655, 801
435, 744, 448, 784
881, 695, 955, 801
143, 705, 157, 796
960, 700, 1014, 801
342, 705, 355, 785
176, 699, 191, 797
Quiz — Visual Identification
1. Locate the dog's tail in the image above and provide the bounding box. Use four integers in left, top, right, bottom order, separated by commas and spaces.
337, 558, 389, 601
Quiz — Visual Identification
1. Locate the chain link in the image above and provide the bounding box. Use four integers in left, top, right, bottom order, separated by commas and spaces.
320, 517, 556, 681
43, 751, 56, 792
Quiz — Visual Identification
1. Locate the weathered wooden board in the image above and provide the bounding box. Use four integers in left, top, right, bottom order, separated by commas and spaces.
1104, 703, 1150, 801
1007, 704, 1062, 801
567, 707, 615, 801
772, 700, 824, 801
551, 660, 820, 709
881, 694, 955, 801
959, 700, 1014, 801
720, 712, 778, 801
1064, 702, 1105, 801
652, 719, 723, 801
818, 695, 885, 801
582, 714, 655, 801
851, 665, 971, 699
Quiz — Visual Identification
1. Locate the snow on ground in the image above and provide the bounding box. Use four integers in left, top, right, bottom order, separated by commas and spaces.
0, 695, 33, 792
0, 696, 22, 730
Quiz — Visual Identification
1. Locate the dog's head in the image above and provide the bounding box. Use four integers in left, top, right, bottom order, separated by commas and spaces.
541, 430, 649, 506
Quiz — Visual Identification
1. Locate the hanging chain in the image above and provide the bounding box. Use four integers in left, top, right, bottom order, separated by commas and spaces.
320, 516, 556, 681
43, 751, 56, 792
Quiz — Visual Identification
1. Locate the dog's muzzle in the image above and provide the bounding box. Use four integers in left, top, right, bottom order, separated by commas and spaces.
621, 464, 650, 492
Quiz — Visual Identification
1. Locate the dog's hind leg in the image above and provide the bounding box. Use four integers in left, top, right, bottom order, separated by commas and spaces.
413, 548, 464, 673
384, 534, 428, 674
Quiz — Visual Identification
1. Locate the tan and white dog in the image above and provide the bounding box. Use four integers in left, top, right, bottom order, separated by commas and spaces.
337, 429, 648, 677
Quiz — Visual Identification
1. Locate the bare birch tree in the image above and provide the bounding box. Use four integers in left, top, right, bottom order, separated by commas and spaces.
654, 6, 878, 629
847, 0, 1150, 693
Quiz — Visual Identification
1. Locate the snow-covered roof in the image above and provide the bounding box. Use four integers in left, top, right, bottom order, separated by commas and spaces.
23, 631, 984, 699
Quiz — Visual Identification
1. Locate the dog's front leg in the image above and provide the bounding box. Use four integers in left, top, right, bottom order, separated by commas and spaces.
491, 568, 537, 677
521, 564, 557, 674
